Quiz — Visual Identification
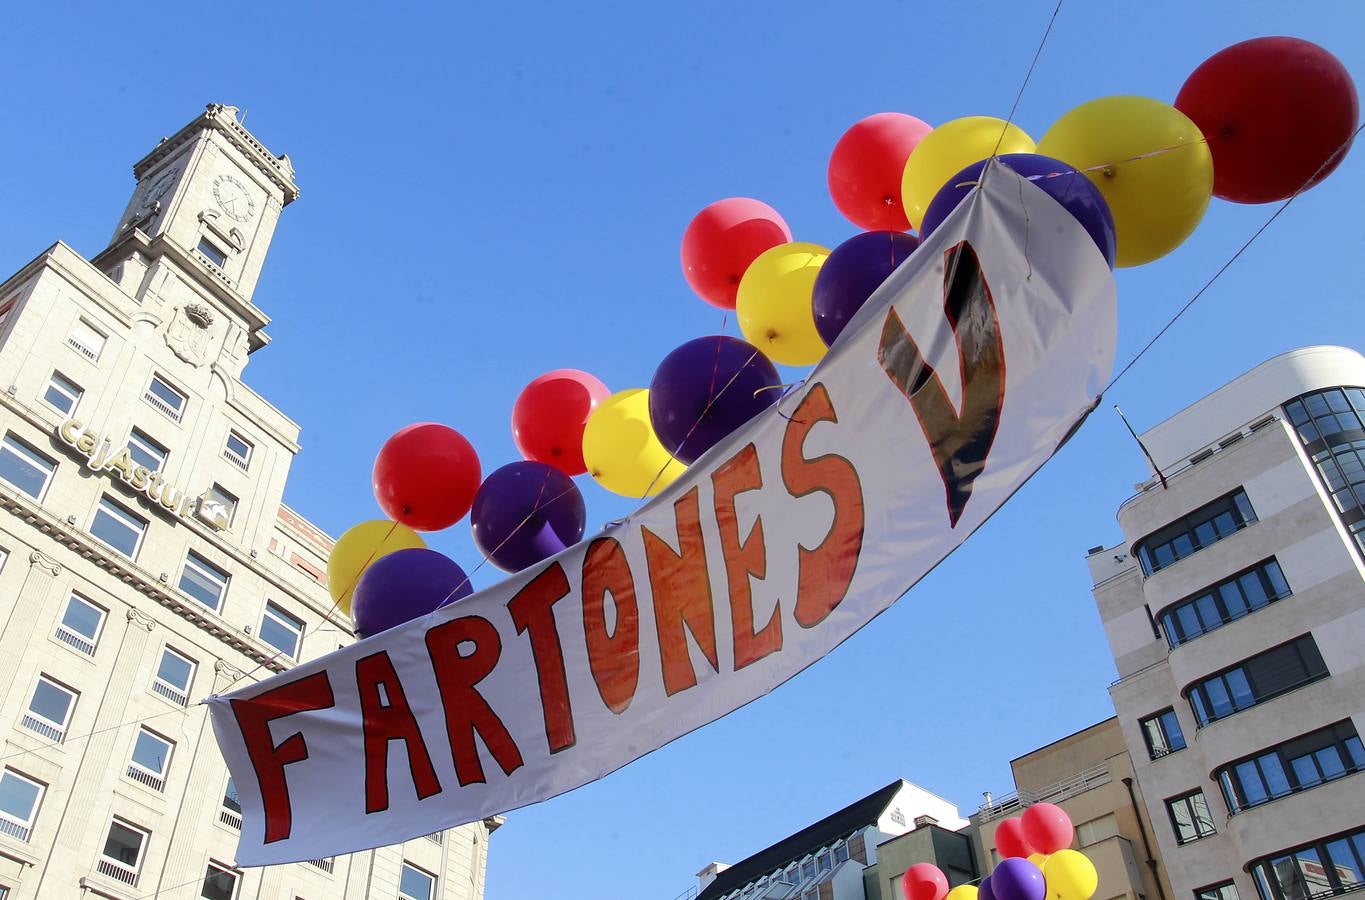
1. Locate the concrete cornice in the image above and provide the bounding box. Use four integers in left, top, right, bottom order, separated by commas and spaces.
132, 104, 299, 204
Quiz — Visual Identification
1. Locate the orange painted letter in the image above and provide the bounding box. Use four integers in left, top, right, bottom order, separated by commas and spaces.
356, 651, 442, 813
507, 563, 576, 753
581, 537, 640, 714
712, 443, 781, 669
425, 615, 525, 786
781, 383, 864, 628
641, 487, 719, 695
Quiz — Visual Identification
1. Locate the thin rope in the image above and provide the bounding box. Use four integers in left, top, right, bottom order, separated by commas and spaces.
990, 0, 1064, 157
1105, 121, 1365, 393
0, 704, 199, 764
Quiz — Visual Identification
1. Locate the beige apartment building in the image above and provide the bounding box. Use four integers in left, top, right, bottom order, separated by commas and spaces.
0, 104, 494, 899
1088, 346, 1365, 900
973, 718, 1173, 900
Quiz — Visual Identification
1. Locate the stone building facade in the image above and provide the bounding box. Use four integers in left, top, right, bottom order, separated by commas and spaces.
0, 104, 494, 899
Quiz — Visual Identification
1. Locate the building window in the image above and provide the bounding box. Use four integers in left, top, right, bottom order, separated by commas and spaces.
197, 238, 228, 268
43, 371, 82, 415
55, 593, 106, 656
0, 769, 44, 842
204, 484, 238, 527
220, 778, 243, 829
1216, 720, 1365, 814
1195, 882, 1240, 900
819, 850, 832, 871
201, 862, 239, 900
1251, 826, 1365, 900
1287, 387, 1365, 559
126, 429, 167, 473
66, 318, 106, 362
1186, 635, 1329, 726
144, 374, 187, 423
834, 843, 849, 864
127, 728, 173, 792
0, 434, 57, 500
1077, 813, 1119, 847
153, 647, 195, 706
22, 676, 76, 743
224, 430, 253, 470
803, 859, 817, 880
91, 496, 148, 558
179, 552, 229, 612
1133, 489, 1257, 575
97, 818, 148, 886
1141, 708, 1188, 759
1166, 789, 1216, 844
260, 602, 304, 659
1158, 559, 1292, 648
399, 863, 436, 900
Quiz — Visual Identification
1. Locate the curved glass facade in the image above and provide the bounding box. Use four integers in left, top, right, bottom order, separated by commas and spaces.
1284, 387, 1365, 556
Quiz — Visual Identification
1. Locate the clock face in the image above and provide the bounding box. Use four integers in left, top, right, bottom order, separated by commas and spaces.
141, 168, 178, 210
212, 174, 255, 223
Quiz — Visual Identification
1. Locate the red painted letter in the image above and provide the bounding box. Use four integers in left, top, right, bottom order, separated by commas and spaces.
228, 671, 335, 844
507, 563, 576, 753
425, 615, 525, 786
712, 443, 781, 669
781, 383, 865, 628
641, 487, 718, 695
581, 537, 640, 714
356, 651, 442, 813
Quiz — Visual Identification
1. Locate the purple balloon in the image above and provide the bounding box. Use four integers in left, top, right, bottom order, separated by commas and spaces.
811, 230, 919, 347
920, 154, 1116, 268
471, 461, 585, 573
990, 859, 1046, 900
352, 548, 473, 638
979, 876, 995, 900
649, 335, 780, 464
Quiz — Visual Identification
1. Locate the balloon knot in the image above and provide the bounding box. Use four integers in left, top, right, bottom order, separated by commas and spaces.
728, 274, 740, 285
1101, 166, 1117, 179
883, 195, 895, 206
766, 328, 779, 341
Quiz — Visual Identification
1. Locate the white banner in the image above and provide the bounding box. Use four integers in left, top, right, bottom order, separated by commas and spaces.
209, 165, 1117, 866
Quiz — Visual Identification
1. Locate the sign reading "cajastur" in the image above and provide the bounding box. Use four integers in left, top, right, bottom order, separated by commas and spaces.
57, 418, 196, 517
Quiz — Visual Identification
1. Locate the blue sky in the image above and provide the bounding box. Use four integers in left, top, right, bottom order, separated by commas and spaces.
1, 2, 1362, 898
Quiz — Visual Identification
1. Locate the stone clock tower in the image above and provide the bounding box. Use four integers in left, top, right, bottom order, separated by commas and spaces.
93, 104, 300, 365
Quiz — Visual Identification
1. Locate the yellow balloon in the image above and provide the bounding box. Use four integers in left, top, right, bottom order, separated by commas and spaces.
736, 241, 830, 367
1028, 853, 1049, 869
946, 886, 979, 900
582, 389, 686, 498
1037, 96, 1212, 268
901, 116, 1035, 230
327, 519, 426, 616
1043, 849, 1098, 900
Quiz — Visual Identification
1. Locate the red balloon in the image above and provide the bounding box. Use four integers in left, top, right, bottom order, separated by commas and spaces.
681, 198, 792, 309
373, 423, 481, 531
1021, 803, 1074, 855
512, 369, 610, 476
995, 817, 1036, 859
902, 863, 950, 900
828, 112, 933, 230
1175, 37, 1359, 203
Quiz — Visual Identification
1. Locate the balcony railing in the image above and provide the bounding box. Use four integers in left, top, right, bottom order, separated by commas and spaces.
306, 858, 335, 874
219, 808, 243, 830
151, 679, 188, 707
978, 764, 1112, 822
126, 765, 165, 792
20, 714, 64, 743
423, 832, 442, 844
66, 337, 100, 362
142, 391, 183, 422
0, 816, 32, 842
55, 626, 96, 656
96, 858, 139, 886
224, 450, 250, 472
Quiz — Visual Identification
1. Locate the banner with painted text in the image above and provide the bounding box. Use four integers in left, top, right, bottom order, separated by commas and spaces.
208, 165, 1117, 865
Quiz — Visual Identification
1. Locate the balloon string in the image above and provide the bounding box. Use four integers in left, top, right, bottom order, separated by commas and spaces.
990, 0, 1064, 158
1103, 120, 1365, 395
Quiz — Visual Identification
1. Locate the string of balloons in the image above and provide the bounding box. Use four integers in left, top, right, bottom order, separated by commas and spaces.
324, 34, 1358, 643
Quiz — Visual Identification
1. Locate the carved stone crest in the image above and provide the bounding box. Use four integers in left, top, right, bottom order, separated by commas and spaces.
165, 302, 216, 367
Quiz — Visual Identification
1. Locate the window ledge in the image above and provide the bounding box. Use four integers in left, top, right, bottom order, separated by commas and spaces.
1227, 765, 1365, 820
1193, 674, 1330, 733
